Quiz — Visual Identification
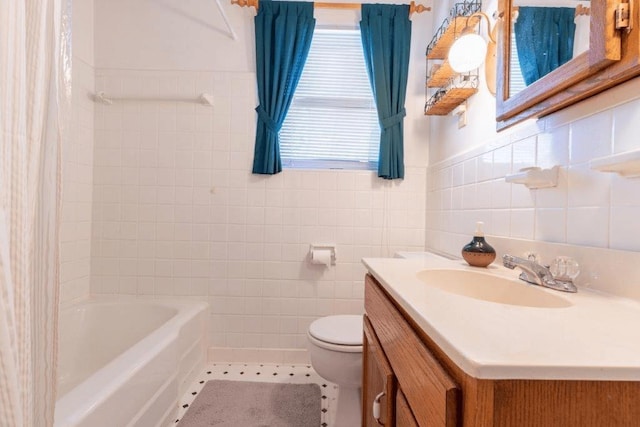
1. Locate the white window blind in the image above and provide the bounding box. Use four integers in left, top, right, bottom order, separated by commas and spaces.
509, 30, 527, 95
279, 28, 380, 170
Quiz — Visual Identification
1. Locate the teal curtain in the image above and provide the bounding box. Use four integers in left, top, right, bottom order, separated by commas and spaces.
252, 0, 315, 174
514, 7, 576, 86
360, 4, 411, 180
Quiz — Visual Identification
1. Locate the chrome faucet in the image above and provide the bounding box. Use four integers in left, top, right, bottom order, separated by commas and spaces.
502, 254, 578, 293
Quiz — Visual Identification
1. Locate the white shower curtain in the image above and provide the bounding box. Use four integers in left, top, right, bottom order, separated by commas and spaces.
0, 0, 71, 426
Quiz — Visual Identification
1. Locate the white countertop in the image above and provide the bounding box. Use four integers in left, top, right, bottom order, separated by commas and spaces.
363, 252, 640, 381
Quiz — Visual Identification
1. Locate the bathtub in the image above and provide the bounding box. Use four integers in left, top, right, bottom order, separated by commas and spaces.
54, 298, 208, 427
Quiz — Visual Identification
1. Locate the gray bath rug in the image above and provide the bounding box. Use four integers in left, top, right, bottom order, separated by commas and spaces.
179, 380, 321, 426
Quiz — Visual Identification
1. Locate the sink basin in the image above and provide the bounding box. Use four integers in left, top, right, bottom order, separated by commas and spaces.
416, 269, 572, 308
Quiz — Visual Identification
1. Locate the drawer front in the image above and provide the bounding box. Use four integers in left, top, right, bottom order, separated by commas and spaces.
365, 274, 459, 427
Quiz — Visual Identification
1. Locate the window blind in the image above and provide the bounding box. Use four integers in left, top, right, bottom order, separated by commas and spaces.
509, 31, 527, 95
279, 28, 380, 170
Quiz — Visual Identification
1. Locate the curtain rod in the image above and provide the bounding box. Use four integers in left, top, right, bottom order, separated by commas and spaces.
231, 0, 431, 15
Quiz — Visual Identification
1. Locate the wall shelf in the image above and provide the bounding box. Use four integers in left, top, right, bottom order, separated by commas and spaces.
425, 87, 478, 115
424, 0, 481, 117
427, 61, 456, 88
426, 14, 481, 59
590, 149, 640, 178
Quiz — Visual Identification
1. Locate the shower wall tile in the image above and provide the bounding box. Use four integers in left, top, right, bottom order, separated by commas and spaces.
91, 69, 427, 353
61, 58, 95, 304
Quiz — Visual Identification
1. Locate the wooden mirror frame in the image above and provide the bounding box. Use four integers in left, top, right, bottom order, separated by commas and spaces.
495, 0, 630, 130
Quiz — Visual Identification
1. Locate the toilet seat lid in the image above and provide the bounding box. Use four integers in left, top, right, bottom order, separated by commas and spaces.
308, 315, 363, 346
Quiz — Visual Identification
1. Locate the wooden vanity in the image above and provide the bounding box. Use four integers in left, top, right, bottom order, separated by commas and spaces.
362, 273, 640, 426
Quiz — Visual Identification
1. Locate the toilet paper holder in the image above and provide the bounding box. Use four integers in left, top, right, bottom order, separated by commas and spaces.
309, 244, 337, 266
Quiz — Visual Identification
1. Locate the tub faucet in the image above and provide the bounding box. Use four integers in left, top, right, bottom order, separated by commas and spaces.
502, 254, 577, 293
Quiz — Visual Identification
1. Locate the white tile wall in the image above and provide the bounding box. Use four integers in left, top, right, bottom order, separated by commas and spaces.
426, 93, 640, 298
60, 58, 95, 304
91, 69, 426, 354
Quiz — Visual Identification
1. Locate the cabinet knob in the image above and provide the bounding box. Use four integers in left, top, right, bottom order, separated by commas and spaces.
373, 391, 386, 425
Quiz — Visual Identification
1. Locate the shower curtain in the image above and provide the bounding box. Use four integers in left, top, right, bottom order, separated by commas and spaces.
0, 0, 71, 425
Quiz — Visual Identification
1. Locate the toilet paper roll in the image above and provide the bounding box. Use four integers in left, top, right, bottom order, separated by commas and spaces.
311, 249, 332, 266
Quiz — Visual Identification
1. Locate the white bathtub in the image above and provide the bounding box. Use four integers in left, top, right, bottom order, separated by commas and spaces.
54, 298, 208, 427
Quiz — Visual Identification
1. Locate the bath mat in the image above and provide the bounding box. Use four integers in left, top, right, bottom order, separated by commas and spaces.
179, 380, 321, 426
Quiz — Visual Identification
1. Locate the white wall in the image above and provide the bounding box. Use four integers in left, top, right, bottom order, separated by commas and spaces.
427, 0, 640, 299
94, 0, 254, 71
91, 0, 431, 362
60, 0, 95, 303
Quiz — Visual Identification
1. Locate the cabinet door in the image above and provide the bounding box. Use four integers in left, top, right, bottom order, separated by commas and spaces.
396, 389, 419, 427
363, 315, 396, 426
365, 275, 459, 427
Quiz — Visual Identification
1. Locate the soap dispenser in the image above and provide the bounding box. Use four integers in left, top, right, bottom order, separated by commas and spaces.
461, 221, 496, 267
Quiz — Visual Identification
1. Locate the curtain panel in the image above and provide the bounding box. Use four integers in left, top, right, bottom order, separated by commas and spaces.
360, 4, 411, 180
252, 0, 316, 175
514, 7, 576, 86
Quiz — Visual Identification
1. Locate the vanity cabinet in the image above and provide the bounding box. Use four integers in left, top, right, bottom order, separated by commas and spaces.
363, 273, 640, 426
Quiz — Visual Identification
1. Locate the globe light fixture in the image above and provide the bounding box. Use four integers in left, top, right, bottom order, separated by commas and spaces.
449, 32, 488, 73
448, 12, 497, 72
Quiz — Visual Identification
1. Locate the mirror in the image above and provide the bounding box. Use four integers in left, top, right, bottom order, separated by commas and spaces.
496, 0, 624, 129
508, 2, 591, 97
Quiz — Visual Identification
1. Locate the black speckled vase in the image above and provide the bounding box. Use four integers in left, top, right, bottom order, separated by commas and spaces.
461, 226, 496, 267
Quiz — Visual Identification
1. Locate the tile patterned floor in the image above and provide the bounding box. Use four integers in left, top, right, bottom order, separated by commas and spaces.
175, 363, 338, 426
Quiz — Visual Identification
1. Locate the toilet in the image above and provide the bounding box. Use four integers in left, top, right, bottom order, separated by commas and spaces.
307, 315, 363, 427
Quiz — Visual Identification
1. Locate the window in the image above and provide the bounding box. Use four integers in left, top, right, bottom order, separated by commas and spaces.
279, 28, 380, 170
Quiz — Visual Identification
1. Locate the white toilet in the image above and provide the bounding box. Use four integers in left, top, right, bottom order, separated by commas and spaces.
307, 315, 363, 427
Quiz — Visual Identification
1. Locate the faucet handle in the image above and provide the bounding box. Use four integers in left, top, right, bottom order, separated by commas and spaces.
524, 252, 550, 268
550, 256, 580, 282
